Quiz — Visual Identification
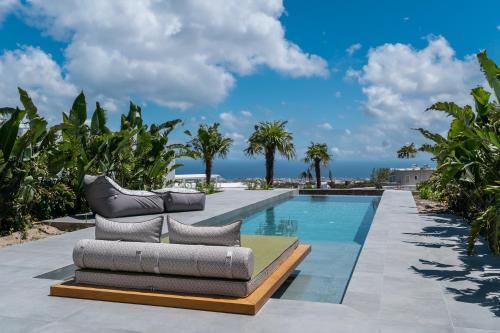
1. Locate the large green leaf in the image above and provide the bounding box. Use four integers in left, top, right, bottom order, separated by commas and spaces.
427, 101, 474, 123
90, 102, 109, 135
0, 107, 16, 116
18, 87, 38, 121
477, 51, 500, 103
471, 86, 492, 123
0, 107, 26, 160
70, 91, 87, 126
415, 128, 446, 144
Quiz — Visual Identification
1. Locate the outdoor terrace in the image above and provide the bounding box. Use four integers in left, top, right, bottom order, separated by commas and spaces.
0, 190, 498, 333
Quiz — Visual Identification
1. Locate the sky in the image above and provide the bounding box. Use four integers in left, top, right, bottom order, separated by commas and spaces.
1, 0, 499, 163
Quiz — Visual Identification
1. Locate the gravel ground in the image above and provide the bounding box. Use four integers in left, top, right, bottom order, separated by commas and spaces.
412, 193, 451, 214
0, 224, 65, 249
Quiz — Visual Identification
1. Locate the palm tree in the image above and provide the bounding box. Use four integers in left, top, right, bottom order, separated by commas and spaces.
245, 121, 295, 186
304, 142, 331, 188
188, 123, 233, 185
397, 142, 417, 159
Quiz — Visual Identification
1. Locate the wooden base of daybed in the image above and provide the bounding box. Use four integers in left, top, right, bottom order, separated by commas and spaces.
50, 244, 311, 315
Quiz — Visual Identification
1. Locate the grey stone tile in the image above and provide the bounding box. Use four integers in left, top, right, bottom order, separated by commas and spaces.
342, 291, 381, 316
346, 271, 384, 294
378, 288, 452, 327
445, 297, 500, 331
454, 328, 500, 333
0, 286, 94, 322
31, 322, 140, 333
0, 315, 50, 333
382, 275, 443, 299
375, 320, 455, 333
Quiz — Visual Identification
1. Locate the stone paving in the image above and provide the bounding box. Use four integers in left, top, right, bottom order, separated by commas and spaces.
344, 190, 500, 332
0, 190, 498, 332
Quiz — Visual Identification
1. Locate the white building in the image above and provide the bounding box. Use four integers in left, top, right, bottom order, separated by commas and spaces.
389, 165, 434, 189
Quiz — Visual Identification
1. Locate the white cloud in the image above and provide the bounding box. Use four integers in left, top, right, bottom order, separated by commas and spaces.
360, 36, 480, 127
226, 131, 246, 145
0, 0, 18, 24
317, 122, 333, 130
219, 112, 238, 128
345, 67, 361, 80
330, 146, 355, 157
346, 43, 362, 56
0, 46, 78, 121
349, 36, 483, 158
344, 129, 351, 135
220, 110, 255, 129
18, 0, 328, 110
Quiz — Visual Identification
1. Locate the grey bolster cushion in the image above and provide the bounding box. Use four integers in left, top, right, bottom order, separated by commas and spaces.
167, 216, 241, 247
84, 175, 164, 218
73, 239, 254, 280
95, 215, 163, 243
160, 191, 206, 212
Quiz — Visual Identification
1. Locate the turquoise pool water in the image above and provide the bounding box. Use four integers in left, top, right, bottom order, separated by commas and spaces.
240, 195, 380, 303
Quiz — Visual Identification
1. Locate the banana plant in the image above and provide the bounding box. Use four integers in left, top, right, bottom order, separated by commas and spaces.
1, 88, 188, 232
414, 51, 500, 255
0, 88, 53, 232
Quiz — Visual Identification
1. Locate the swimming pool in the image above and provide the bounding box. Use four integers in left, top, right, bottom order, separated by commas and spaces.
240, 195, 380, 303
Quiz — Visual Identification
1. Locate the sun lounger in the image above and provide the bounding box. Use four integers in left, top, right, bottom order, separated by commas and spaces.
51, 205, 310, 315
84, 175, 164, 218
51, 235, 310, 314
84, 175, 206, 217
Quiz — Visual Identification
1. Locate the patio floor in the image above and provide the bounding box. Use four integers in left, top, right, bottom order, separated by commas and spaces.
0, 190, 498, 332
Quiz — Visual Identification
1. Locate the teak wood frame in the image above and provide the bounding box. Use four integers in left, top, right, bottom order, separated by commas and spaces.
50, 244, 311, 315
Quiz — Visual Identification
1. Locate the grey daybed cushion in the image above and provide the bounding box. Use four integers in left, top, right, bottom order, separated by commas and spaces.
84, 175, 164, 218
74, 236, 298, 297
167, 216, 241, 247
73, 239, 253, 280
95, 215, 163, 243
158, 191, 206, 212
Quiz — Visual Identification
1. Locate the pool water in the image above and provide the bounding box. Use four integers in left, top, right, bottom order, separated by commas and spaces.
240, 195, 380, 303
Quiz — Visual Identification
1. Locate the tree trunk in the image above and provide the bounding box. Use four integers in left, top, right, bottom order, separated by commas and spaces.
265, 148, 275, 186
205, 159, 212, 185
314, 159, 321, 189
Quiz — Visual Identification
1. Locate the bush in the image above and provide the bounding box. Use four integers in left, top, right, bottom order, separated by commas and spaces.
414, 51, 500, 255
417, 176, 444, 201
196, 182, 218, 194
0, 88, 184, 234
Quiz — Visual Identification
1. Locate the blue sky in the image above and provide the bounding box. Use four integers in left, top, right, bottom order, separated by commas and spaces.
1, 0, 499, 163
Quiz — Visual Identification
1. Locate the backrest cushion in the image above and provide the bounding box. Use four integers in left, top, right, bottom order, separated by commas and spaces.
95, 215, 164, 243
167, 216, 241, 246
162, 191, 206, 212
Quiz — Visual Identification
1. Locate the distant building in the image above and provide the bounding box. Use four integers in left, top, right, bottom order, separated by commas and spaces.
389, 165, 434, 188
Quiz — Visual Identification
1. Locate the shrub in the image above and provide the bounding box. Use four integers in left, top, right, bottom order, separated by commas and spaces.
0, 88, 185, 234
196, 182, 218, 194
413, 51, 500, 255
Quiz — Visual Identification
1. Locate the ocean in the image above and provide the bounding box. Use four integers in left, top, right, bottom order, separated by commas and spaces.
175, 158, 434, 180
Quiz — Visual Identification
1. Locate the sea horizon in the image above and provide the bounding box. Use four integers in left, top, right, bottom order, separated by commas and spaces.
175, 158, 435, 180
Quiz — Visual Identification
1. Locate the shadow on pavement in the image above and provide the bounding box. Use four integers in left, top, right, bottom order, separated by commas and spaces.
405, 213, 500, 316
